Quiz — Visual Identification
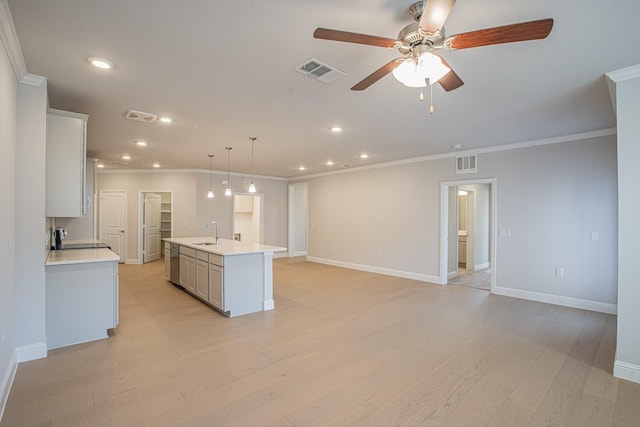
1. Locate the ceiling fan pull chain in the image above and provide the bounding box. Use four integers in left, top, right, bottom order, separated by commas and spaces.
429, 81, 435, 115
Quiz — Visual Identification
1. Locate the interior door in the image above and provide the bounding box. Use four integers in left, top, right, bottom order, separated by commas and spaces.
143, 192, 162, 263
100, 190, 127, 263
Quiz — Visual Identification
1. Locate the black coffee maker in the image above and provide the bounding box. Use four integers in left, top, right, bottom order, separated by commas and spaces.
53, 227, 66, 250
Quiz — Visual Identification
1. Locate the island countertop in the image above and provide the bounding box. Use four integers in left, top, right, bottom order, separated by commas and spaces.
46, 248, 120, 266
163, 237, 286, 256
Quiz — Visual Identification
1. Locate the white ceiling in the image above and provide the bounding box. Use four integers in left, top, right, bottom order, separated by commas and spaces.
8, 0, 640, 178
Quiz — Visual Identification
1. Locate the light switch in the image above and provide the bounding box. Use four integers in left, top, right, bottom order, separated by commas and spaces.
590, 232, 599, 241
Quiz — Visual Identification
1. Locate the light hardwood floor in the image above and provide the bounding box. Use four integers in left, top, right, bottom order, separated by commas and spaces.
2, 258, 639, 426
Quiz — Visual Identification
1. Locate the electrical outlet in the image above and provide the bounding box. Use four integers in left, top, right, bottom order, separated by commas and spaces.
555, 267, 564, 277
1, 328, 5, 345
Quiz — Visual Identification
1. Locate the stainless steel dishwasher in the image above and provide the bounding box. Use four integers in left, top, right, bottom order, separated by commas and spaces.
169, 243, 180, 285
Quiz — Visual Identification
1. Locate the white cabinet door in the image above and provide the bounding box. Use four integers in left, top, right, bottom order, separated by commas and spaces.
46, 109, 88, 217
143, 193, 162, 263
196, 259, 209, 300
179, 254, 195, 292
208, 263, 224, 310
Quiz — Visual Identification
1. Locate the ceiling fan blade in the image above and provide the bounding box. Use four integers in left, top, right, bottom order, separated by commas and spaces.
351, 59, 404, 91
444, 18, 553, 50
419, 0, 456, 34
437, 58, 464, 92
313, 28, 397, 48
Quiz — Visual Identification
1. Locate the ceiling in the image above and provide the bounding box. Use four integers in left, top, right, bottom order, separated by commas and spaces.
8, 0, 640, 178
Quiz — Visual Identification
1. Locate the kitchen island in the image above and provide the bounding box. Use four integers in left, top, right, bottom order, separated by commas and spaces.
45, 246, 119, 349
163, 237, 286, 317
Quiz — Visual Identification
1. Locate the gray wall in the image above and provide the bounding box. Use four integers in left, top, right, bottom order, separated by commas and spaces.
14, 75, 47, 357
97, 170, 288, 262
612, 68, 640, 382
0, 21, 18, 407
295, 135, 618, 308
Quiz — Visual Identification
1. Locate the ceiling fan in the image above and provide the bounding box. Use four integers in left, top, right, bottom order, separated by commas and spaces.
313, 0, 553, 92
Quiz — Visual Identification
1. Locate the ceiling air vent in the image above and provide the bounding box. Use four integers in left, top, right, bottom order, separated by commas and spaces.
456, 155, 477, 174
125, 109, 157, 123
295, 58, 345, 83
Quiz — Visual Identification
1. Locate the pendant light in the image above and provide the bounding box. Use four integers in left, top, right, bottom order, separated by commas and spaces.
225, 147, 232, 197
248, 137, 257, 193
207, 154, 214, 199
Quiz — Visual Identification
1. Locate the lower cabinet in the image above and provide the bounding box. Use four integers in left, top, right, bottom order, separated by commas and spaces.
179, 253, 196, 294
196, 258, 209, 300
208, 263, 224, 310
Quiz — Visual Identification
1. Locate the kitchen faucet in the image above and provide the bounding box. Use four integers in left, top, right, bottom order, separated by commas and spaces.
207, 220, 220, 244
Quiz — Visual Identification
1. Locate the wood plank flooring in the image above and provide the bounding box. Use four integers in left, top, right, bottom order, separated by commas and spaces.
2, 258, 639, 426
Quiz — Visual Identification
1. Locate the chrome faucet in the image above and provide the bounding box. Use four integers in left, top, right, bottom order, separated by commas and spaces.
207, 220, 220, 244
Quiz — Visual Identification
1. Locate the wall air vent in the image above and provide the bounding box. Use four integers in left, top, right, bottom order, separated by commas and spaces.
110, 160, 128, 166
125, 109, 157, 123
295, 58, 345, 83
456, 155, 477, 174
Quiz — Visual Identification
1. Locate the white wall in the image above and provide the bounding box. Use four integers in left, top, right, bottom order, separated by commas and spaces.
98, 170, 288, 262
97, 171, 198, 262
14, 75, 47, 361
0, 11, 18, 413
56, 159, 96, 240
289, 182, 308, 256
296, 135, 618, 311
609, 66, 640, 384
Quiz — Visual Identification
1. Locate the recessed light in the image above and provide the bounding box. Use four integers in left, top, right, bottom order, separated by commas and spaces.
159, 117, 172, 123
326, 160, 334, 166
360, 153, 369, 159
136, 141, 147, 146
122, 155, 131, 160
153, 163, 160, 168
88, 57, 113, 70
298, 166, 306, 171
330, 126, 342, 133
96, 164, 105, 168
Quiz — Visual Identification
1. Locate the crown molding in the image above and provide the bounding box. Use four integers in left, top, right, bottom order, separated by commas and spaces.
293, 128, 617, 180
97, 168, 288, 181
0, 0, 28, 80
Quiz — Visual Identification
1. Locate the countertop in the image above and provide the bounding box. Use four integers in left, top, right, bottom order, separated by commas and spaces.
164, 237, 286, 256
46, 248, 120, 266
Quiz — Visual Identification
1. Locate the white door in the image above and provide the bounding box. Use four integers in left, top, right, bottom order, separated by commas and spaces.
143, 193, 162, 263
100, 190, 127, 263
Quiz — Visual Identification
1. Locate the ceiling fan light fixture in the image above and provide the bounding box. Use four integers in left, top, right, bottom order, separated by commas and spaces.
417, 52, 450, 84
392, 58, 426, 87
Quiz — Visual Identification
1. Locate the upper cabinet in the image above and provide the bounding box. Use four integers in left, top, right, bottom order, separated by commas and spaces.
46, 109, 88, 217
234, 195, 254, 213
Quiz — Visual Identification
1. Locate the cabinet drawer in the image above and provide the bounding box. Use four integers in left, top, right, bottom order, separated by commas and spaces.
179, 246, 196, 257
209, 253, 224, 267
197, 250, 209, 261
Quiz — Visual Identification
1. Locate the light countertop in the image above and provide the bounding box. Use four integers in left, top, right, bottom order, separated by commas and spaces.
46, 248, 119, 266
164, 237, 286, 256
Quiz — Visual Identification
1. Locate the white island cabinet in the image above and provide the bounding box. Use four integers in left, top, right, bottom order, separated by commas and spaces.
45, 248, 119, 349
164, 237, 286, 317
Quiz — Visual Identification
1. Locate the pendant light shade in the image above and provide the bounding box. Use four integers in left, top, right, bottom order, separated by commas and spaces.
207, 154, 214, 199
225, 147, 232, 197
248, 137, 257, 193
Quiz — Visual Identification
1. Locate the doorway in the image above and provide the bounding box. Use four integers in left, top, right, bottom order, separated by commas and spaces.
440, 178, 496, 292
288, 182, 308, 257
138, 191, 173, 264
99, 189, 127, 263
233, 193, 262, 244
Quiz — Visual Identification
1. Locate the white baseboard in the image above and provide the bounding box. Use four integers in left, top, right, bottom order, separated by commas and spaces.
448, 271, 458, 279
16, 342, 47, 363
273, 252, 288, 259
263, 299, 275, 311
475, 262, 491, 271
494, 286, 617, 314
306, 256, 441, 284
0, 349, 17, 423
291, 250, 307, 257
614, 360, 640, 384
125, 259, 140, 264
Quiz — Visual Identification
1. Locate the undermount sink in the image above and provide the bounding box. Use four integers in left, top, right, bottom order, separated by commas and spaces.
191, 242, 216, 246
